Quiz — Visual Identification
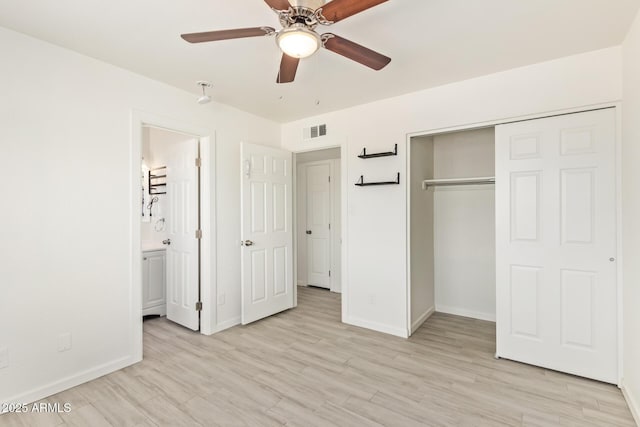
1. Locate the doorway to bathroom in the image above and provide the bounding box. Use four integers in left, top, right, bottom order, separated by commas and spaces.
131, 110, 215, 364
141, 126, 202, 331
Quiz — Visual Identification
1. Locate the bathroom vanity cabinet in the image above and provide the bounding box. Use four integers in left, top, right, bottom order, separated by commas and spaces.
142, 249, 166, 316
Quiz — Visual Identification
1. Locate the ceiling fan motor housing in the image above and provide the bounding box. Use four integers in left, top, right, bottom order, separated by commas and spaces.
279, 5, 320, 28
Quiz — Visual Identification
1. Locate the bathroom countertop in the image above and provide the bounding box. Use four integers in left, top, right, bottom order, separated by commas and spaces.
142, 241, 166, 252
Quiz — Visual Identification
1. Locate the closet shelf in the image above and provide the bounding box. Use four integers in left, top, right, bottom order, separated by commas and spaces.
358, 144, 397, 159
422, 176, 495, 189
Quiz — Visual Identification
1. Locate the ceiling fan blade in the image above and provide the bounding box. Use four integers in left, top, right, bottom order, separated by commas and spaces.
317, 0, 387, 24
264, 0, 291, 11
277, 54, 300, 84
322, 34, 391, 70
181, 27, 275, 43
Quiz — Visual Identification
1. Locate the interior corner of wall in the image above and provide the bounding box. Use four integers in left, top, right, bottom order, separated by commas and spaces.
411, 306, 435, 335
621, 378, 640, 426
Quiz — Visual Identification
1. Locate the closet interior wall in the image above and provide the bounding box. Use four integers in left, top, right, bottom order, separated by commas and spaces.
410, 136, 435, 329
410, 127, 496, 331
434, 128, 496, 321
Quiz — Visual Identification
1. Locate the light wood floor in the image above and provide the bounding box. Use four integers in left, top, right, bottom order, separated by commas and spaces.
2, 287, 636, 426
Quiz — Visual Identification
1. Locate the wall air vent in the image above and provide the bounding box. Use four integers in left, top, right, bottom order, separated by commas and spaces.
303, 124, 327, 140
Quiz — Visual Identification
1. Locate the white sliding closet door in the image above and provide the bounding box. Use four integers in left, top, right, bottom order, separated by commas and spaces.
495, 108, 617, 383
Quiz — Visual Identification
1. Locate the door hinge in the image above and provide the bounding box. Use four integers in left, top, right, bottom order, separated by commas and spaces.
195, 301, 203, 311
195, 157, 202, 167
329, 270, 331, 277
195, 229, 202, 239
328, 176, 331, 182
329, 223, 331, 230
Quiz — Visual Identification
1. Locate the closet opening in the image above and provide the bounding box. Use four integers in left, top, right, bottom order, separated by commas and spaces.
408, 127, 496, 334
407, 107, 619, 383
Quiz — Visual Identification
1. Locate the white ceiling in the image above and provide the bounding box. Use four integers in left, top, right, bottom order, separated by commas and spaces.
0, 0, 638, 123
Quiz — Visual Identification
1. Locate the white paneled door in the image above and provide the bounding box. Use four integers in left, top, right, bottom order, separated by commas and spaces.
306, 162, 332, 289
241, 143, 294, 324
165, 138, 200, 331
495, 108, 618, 383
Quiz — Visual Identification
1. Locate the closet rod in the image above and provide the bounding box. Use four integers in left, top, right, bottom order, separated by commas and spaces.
422, 176, 495, 189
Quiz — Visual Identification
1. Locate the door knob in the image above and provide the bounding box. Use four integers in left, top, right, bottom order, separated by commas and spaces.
243, 240, 254, 246
306, 230, 312, 235
162, 239, 171, 245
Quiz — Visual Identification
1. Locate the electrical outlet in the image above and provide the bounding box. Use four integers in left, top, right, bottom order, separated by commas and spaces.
368, 294, 376, 305
58, 333, 72, 352
0, 347, 8, 369
218, 293, 226, 305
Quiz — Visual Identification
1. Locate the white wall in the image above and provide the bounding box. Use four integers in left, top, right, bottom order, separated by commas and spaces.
622, 9, 640, 424
0, 26, 280, 404
409, 136, 435, 331
433, 129, 496, 321
282, 47, 622, 337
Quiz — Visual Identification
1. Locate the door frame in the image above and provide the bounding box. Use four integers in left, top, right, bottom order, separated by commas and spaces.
292, 144, 348, 318
130, 110, 216, 363
296, 158, 341, 292
405, 102, 623, 384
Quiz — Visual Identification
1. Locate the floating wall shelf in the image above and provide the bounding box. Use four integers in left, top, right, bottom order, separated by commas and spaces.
358, 144, 397, 159
355, 173, 400, 187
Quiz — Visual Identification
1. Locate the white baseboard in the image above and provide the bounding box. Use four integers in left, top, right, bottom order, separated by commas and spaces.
1, 355, 137, 410
297, 280, 307, 287
212, 316, 241, 333
411, 306, 435, 335
436, 304, 496, 322
344, 315, 409, 338
621, 379, 640, 426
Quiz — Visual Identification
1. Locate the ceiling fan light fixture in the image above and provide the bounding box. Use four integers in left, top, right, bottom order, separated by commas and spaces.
276, 25, 321, 59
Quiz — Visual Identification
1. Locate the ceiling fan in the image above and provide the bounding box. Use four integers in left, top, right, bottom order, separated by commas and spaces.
181, 0, 391, 84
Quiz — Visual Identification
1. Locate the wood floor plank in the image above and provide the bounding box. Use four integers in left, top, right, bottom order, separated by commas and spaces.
1, 287, 634, 427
